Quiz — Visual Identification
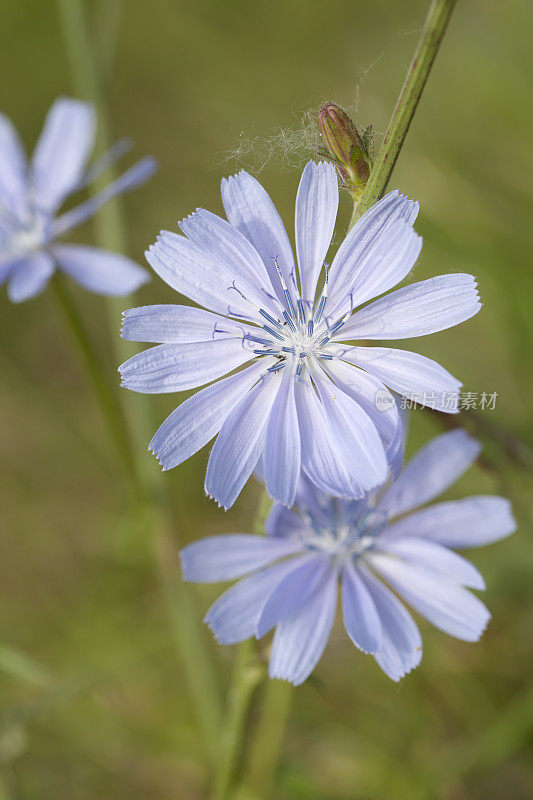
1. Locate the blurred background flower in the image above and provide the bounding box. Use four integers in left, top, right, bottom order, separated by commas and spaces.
1, 1, 532, 799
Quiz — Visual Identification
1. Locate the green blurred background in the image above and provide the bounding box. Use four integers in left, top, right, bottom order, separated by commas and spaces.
1, 0, 532, 797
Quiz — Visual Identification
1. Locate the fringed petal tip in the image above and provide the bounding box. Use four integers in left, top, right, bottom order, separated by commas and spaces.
204, 486, 231, 511
380, 649, 423, 682
221, 169, 248, 186
178, 208, 205, 228
267, 667, 302, 686
203, 614, 240, 646
146, 443, 167, 471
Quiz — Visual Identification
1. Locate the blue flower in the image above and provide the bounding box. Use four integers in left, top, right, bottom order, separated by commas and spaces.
180, 430, 516, 685
120, 162, 481, 508
0, 97, 155, 302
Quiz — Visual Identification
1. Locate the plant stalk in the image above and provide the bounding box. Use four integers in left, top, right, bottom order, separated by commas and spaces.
210, 639, 265, 800
52, 274, 140, 492
352, 0, 457, 225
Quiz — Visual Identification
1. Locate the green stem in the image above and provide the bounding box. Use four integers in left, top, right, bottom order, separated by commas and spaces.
52, 275, 140, 492
55, 0, 223, 759
353, 0, 457, 223
209, 490, 272, 800
239, 679, 292, 799
210, 639, 265, 800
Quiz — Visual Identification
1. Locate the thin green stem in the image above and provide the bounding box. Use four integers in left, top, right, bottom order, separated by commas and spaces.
55, 0, 223, 759
52, 274, 140, 492
210, 639, 265, 800
209, 490, 272, 800
239, 679, 292, 799
353, 0, 457, 224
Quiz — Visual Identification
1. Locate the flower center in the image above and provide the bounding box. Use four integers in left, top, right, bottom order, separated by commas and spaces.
1, 209, 47, 260
301, 506, 388, 564
241, 260, 348, 377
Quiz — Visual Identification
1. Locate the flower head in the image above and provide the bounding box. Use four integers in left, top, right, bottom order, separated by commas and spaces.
0, 97, 155, 302
181, 430, 516, 685
120, 161, 481, 508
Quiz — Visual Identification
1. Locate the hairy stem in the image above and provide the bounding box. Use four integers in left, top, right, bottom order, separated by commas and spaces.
352, 0, 457, 224
55, 0, 223, 760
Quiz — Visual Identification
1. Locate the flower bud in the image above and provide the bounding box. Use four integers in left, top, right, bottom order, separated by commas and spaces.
317, 103, 372, 198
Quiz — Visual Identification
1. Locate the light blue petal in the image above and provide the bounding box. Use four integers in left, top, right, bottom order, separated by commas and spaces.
31, 97, 96, 212
296, 376, 363, 497
149, 360, 269, 470
119, 337, 254, 394
337, 274, 481, 341
326, 191, 418, 315
256, 554, 330, 638
327, 220, 421, 322
380, 538, 485, 590
369, 553, 491, 642
181, 534, 303, 582
7, 251, 54, 302
268, 562, 338, 685
264, 362, 301, 506
52, 244, 149, 296
51, 157, 157, 237
204, 555, 310, 645
358, 566, 422, 681
121, 304, 254, 344
0, 255, 22, 286
383, 497, 516, 549
0, 112, 28, 216
385, 396, 408, 479
293, 473, 334, 523
264, 504, 309, 539
205, 373, 280, 509
295, 161, 338, 304
221, 169, 295, 307
343, 346, 461, 413
325, 355, 400, 446
145, 232, 256, 321
377, 429, 481, 518
341, 561, 382, 653
179, 209, 278, 316
313, 372, 388, 492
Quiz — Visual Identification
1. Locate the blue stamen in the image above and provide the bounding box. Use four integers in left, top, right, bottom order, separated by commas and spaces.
329, 319, 345, 336
272, 256, 297, 321
259, 309, 283, 329
314, 295, 327, 325
246, 334, 275, 346
262, 324, 284, 341
284, 290, 297, 321
314, 264, 329, 324
267, 362, 286, 373
297, 298, 306, 325
283, 310, 297, 332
